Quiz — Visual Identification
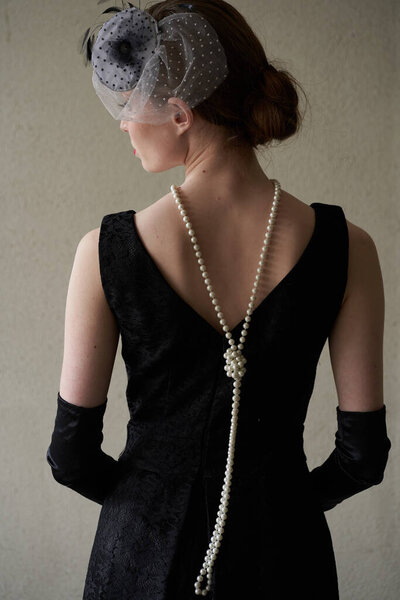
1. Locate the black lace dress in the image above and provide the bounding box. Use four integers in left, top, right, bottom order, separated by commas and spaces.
82, 202, 348, 599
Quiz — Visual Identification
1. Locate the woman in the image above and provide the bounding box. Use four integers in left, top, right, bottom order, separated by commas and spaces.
46, 1, 391, 598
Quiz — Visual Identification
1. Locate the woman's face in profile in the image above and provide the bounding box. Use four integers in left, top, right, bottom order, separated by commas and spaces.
119, 119, 146, 159
119, 119, 173, 172
119, 99, 190, 173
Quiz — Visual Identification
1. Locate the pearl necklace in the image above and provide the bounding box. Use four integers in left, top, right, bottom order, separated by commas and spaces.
170, 179, 282, 596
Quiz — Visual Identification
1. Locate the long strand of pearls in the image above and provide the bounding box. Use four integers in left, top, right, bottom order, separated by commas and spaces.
170, 180, 281, 596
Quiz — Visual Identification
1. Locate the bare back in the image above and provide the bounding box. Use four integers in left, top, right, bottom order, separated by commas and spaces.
132, 183, 335, 334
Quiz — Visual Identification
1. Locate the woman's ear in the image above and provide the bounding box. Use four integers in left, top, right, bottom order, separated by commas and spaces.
168, 97, 193, 127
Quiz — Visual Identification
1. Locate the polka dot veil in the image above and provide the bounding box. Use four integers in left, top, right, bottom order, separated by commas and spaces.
91, 6, 229, 124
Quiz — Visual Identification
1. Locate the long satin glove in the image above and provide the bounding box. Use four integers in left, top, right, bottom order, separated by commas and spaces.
46, 392, 125, 505
309, 405, 391, 512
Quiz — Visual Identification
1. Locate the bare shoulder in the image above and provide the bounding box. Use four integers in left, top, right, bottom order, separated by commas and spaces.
131, 191, 181, 249
343, 217, 383, 305
132, 191, 173, 221
74, 227, 102, 280
80, 226, 100, 246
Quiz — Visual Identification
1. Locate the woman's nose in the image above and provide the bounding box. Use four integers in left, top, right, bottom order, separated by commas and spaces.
120, 120, 128, 132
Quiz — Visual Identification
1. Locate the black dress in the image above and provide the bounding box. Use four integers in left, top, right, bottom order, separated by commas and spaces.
82, 202, 348, 599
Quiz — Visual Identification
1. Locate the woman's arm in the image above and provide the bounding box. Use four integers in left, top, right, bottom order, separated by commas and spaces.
46, 228, 124, 504
309, 220, 391, 510
59, 227, 119, 407
329, 220, 385, 413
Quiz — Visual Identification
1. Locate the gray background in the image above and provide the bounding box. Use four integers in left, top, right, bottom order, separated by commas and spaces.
0, 0, 398, 598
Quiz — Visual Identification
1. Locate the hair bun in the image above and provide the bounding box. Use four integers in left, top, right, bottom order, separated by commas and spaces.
250, 64, 305, 145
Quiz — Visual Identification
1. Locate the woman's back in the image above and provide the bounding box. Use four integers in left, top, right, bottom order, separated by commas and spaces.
79, 188, 349, 598
132, 181, 335, 335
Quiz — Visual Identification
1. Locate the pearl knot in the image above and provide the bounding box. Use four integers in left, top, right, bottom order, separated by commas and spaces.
223, 346, 247, 380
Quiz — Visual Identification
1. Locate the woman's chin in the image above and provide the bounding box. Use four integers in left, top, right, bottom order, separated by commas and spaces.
133, 153, 172, 173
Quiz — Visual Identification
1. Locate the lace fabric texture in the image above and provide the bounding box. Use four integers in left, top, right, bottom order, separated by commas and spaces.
47, 202, 390, 599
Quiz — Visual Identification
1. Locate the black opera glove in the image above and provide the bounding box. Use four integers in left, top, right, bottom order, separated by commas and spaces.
46, 392, 124, 505
309, 405, 391, 512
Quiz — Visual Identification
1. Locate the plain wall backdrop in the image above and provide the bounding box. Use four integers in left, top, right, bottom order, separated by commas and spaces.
0, 0, 398, 598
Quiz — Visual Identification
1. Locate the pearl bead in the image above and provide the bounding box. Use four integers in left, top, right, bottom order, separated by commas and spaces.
170, 179, 281, 595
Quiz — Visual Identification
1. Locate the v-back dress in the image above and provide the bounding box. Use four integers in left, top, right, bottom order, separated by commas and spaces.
82, 201, 348, 599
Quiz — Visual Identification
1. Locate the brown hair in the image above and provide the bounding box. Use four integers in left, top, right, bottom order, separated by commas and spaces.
146, 0, 309, 149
